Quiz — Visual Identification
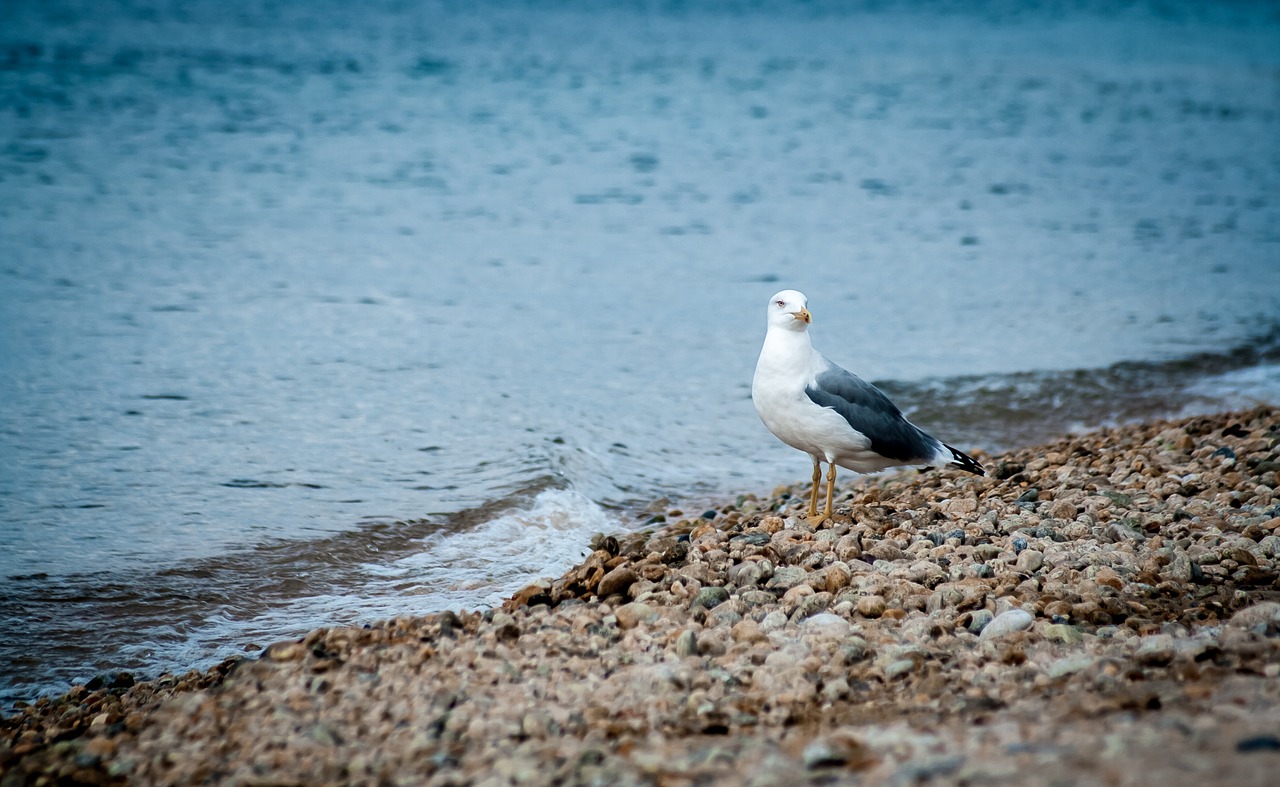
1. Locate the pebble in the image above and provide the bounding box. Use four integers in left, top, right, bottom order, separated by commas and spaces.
801, 731, 870, 769
760, 610, 789, 632
1042, 623, 1084, 645
1134, 634, 1176, 666
675, 629, 699, 657
690, 586, 730, 610
965, 609, 995, 634
979, 609, 1034, 641
597, 566, 639, 598
1046, 654, 1094, 679
614, 602, 659, 629
766, 566, 808, 590
1227, 601, 1280, 633
1016, 549, 1044, 573
801, 613, 852, 639
856, 595, 887, 619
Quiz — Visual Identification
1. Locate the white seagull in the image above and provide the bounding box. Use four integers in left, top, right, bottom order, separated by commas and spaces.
752, 289, 984, 523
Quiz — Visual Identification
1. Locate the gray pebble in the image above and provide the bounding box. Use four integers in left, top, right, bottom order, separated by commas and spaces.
979, 609, 1034, 640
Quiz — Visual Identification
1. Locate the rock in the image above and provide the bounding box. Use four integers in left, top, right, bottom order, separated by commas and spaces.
1167, 551, 1195, 583
1134, 634, 1175, 666
883, 659, 918, 679
739, 590, 776, 608
801, 613, 852, 639
597, 566, 638, 598
1049, 499, 1076, 519
867, 542, 906, 562
731, 619, 768, 644
690, 586, 730, 610
802, 730, 872, 769
781, 584, 815, 609
1042, 623, 1083, 645
1046, 654, 1094, 679
614, 602, 659, 629
1106, 522, 1144, 543
963, 609, 994, 634
794, 592, 833, 621
766, 566, 809, 590
856, 595, 887, 618
1227, 601, 1280, 633
823, 563, 852, 593
675, 629, 699, 657
979, 609, 1034, 641
264, 641, 305, 661
1016, 549, 1044, 573
1237, 735, 1280, 753
728, 562, 765, 587
492, 612, 520, 642
760, 610, 789, 632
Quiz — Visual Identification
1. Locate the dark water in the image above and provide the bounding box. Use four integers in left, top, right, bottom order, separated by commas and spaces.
2, 0, 1279, 704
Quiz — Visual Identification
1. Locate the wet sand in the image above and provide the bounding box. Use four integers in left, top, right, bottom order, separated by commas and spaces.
3, 406, 1279, 785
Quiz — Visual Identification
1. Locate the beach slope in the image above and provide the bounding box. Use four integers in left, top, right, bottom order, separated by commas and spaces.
3, 407, 1279, 785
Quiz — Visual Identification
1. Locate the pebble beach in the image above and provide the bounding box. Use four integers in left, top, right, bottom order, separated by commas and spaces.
4, 405, 1280, 786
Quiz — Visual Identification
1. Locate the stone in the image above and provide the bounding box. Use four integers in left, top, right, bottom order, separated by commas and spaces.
801, 613, 852, 639
1016, 549, 1044, 573
1227, 601, 1280, 633
760, 610, 789, 632
823, 563, 852, 593
690, 586, 730, 610
883, 659, 918, 679
739, 590, 776, 608
1042, 623, 1083, 645
264, 641, 304, 661
867, 542, 906, 562
794, 592, 832, 621
979, 609, 1034, 641
802, 731, 871, 769
675, 629, 699, 657
766, 566, 809, 590
1046, 654, 1094, 679
856, 595, 887, 619
1134, 634, 1175, 666
1049, 499, 1076, 519
597, 566, 638, 598
963, 609, 994, 634
731, 619, 767, 644
728, 562, 765, 588
614, 602, 659, 629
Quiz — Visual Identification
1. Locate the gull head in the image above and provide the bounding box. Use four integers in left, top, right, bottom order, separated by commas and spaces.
767, 289, 811, 331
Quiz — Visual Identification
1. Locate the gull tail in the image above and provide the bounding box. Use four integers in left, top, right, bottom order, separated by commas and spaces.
942, 443, 985, 476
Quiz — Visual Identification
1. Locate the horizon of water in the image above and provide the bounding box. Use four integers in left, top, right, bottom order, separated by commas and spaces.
2, 0, 1279, 704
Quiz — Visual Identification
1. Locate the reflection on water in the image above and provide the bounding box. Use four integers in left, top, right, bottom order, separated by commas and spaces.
2, 0, 1279, 703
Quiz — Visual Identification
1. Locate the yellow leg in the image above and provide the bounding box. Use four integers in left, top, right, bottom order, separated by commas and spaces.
823, 463, 838, 522
808, 460, 822, 519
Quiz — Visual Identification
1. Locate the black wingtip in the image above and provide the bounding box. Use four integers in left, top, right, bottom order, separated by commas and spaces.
946, 444, 985, 476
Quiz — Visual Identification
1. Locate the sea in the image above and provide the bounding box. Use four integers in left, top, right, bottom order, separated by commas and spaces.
2, 0, 1278, 705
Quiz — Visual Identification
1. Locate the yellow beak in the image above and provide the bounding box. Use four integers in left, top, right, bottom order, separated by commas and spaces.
793, 308, 812, 324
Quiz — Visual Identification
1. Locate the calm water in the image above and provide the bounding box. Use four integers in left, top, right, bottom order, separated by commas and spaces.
2, 0, 1279, 703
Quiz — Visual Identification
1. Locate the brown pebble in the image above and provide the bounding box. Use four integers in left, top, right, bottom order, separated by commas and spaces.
857, 595, 887, 618
597, 566, 639, 598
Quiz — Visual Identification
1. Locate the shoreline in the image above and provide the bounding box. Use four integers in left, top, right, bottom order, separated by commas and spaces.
3, 406, 1279, 785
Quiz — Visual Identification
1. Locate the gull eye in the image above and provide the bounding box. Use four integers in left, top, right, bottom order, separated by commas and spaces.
775, 300, 786, 307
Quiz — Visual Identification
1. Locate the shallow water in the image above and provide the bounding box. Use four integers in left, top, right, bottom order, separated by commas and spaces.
2, 0, 1279, 703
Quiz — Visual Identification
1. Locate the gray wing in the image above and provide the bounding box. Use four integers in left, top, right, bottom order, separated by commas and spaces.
804, 362, 939, 463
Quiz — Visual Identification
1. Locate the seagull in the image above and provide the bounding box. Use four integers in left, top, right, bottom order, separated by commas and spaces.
752, 289, 984, 523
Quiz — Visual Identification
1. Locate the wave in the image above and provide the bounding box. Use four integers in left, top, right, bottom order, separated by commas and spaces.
0, 477, 619, 704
